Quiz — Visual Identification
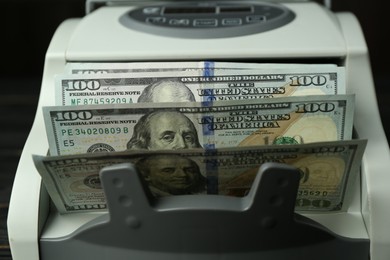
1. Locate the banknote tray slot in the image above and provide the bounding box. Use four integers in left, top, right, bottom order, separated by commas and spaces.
65, 57, 345, 67
39, 162, 369, 259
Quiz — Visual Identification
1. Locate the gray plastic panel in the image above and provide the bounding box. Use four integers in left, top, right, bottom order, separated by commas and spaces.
40, 162, 369, 260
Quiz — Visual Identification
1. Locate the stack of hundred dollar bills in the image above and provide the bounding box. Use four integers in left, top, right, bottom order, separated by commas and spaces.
33, 61, 367, 213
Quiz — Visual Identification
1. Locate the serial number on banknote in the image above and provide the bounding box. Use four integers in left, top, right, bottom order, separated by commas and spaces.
71, 97, 135, 105
61, 127, 130, 137
297, 189, 330, 197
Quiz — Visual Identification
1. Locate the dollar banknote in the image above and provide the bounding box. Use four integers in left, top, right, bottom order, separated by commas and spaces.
33, 139, 367, 213
65, 61, 338, 74
55, 66, 345, 106
43, 95, 355, 156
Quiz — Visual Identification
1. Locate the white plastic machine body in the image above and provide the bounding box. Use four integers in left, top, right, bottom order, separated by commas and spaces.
7, 0, 390, 259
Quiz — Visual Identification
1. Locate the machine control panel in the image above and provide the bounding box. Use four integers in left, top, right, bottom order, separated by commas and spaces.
120, 2, 295, 38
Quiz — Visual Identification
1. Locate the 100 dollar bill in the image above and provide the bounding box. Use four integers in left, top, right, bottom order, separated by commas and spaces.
43, 95, 355, 156
33, 139, 367, 213
56, 67, 345, 106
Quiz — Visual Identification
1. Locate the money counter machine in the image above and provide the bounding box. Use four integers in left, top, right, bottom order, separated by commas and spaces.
7, 0, 390, 259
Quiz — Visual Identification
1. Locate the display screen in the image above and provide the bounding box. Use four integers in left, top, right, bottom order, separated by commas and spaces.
219, 6, 252, 13
163, 6, 253, 15
164, 7, 216, 14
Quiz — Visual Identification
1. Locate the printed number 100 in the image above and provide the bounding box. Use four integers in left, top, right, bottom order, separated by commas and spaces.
295, 102, 335, 113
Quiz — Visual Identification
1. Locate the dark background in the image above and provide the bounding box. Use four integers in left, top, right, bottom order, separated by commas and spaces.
0, 1, 389, 259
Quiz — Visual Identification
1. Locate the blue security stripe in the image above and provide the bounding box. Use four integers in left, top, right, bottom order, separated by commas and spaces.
204, 150, 219, 194
202, 104, 215, 150
206, 176, 218, 194
201, 62, 218, 191
202, 61, 216, 103
205, 158, 219, 194
203, 61, 215, 77
201, 114, 215, 150
200, 62, 216, 150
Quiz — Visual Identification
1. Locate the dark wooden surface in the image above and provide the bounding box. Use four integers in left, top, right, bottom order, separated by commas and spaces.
0, 1, 389, 259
